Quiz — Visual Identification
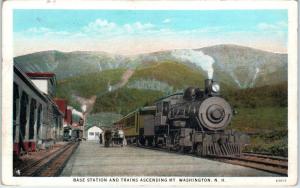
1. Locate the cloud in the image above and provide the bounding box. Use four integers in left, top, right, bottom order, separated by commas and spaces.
26, 27, 52, 34
257, 21, 287, 31
19, 19, 286, 42
22, 27, 71, 37
82, 19, 155, 35
17, 19, 156, 39
14, 18, 288, 56
82, 18, 117, 33
162, 18, 171, 23
257, 23, 277, 30
123, 22, 155, 33
178, 27, 222, 35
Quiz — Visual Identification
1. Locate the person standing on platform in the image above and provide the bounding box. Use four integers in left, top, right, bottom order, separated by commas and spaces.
99, 133, 103, 144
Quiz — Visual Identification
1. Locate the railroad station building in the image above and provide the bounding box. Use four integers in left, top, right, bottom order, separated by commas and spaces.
87, 126, 103, 141
13, 65, 64, 155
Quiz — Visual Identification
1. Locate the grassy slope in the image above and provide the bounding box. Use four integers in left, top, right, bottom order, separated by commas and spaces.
56, 68, 125, 109
93, 88, 163, 115
85, 112, 123, 130
56, 61, 206, 115
230, 107, 287, 133
229, 106, 287, 156
91, 61, 210, 114
226, 82, 287, 108
225, 82, 288, 156
130, 61, 207, 89
244, 129, 288, 156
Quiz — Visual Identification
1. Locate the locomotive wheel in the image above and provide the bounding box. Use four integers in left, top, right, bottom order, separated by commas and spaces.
196, 143, 203, 156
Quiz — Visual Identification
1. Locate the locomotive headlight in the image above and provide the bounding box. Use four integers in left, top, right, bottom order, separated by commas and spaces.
212, 82, 220, 93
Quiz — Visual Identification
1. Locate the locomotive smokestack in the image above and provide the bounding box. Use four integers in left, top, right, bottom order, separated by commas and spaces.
205, 79, 213, 94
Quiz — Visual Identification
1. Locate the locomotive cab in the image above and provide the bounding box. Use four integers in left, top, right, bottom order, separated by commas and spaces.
154, 101, 169, 143
155, 101, 169, 125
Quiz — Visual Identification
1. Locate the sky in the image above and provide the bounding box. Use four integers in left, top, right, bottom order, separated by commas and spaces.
13, 10, 288, 56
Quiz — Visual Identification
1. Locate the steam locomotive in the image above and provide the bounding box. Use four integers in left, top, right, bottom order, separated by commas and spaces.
114, 79, 248, 156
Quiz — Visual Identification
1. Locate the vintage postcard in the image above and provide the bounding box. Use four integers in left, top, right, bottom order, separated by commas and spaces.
1, 0, 298, 186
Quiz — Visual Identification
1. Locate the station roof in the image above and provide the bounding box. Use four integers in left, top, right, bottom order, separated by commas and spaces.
26, 72, 57, 86
26, 72, 55, 78
14, 65, 48, 102
14, 65, 63, 115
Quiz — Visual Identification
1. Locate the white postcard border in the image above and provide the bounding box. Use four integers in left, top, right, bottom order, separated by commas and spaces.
1, 0, 298, 186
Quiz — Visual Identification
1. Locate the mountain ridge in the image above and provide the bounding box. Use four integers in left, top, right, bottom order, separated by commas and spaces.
15, 44, 286, 58
14, 44, 287, 89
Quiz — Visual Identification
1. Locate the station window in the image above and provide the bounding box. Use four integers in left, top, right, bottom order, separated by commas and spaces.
95, 132, 100, 136
129, 115, 135, 127
20, 92, 29, 140
29, 99, 36, 139
124, 115, 135, 128
13, 83, 19, 121
37, 105, 42, 137
13, 83, 19, 141
89, 132, 94, 136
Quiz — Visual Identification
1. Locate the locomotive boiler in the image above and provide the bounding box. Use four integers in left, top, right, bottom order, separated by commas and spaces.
114, 79, 248, 157
168, 79, 232, 132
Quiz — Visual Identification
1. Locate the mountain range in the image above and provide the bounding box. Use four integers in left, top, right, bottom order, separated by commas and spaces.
14, 44, 287, 88
14, 44, 287, 115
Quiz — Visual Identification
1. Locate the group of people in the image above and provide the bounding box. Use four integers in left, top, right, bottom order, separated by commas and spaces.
100, 128, 127, 147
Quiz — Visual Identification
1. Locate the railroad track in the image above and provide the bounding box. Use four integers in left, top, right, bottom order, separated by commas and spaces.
133, 145, 288, 176
215, 153, 288, 176
18, 142, 79, 177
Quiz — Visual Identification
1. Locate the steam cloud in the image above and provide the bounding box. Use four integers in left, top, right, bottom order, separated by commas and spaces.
73, 95, 97, 115
67, 106, 84, 118
171, 49, 215, 79
72, 108, 83, 118
81, 105, 87, 113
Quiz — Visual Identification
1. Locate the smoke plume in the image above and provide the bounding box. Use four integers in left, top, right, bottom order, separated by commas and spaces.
171, 49, 215, 79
